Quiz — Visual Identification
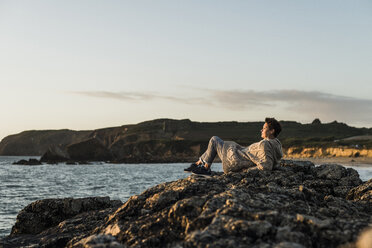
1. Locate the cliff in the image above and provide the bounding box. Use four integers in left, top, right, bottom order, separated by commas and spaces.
285, 147, 372, 158
1, 160, 372, 248
0, 130, 91, 156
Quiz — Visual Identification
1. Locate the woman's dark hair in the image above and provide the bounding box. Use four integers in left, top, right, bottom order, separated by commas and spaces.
265, 117, 282, 137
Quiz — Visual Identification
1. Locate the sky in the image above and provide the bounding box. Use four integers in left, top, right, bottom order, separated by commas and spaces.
0, 0, 371, 141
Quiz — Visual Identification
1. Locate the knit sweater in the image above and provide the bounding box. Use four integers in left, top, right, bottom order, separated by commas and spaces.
221, 138, 283, 173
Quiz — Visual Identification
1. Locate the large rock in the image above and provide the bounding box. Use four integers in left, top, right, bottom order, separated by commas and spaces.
10, 197, 122, 235
40, 138, 114, 163
309, 163, 363, 197
40, 145, 70, 163
95, 162, 370, 248
3, 205, 122, 248
67, 138, 114, 162
2, 161, 372, 248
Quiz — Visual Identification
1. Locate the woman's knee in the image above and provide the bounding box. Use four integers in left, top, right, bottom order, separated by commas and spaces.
210, 136, 220, 142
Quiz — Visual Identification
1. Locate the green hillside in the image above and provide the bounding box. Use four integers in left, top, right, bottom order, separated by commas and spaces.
279, 121, 372, 148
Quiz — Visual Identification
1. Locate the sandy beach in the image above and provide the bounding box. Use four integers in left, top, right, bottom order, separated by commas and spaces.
286, 157, 372, 167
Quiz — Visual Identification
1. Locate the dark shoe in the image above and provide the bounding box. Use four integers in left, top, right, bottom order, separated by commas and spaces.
184, 163, 199, 173
191, 166, 212, 177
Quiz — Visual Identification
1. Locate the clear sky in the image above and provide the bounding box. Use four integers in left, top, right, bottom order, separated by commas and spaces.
1, 0, 371, 141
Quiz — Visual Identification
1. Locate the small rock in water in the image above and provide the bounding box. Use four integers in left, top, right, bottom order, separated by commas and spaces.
12, 158, 42, 166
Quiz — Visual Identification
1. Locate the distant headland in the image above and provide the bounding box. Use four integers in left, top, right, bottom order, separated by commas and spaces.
1, 118, 372, 164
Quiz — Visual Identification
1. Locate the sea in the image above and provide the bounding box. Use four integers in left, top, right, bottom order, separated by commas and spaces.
1, 156, 371, 238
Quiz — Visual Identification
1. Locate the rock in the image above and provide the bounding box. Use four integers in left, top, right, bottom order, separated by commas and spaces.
40, 145, 70, 163
315, 163, 346, 180
275, 226, 309, 246
67, 138, 114, 162
279, 159, 315, 173
71, 234, 125, 248
3, 161, 372, 247
346, 179, 372, 202
12, 158, 42, 165
40, 138, 114, 164
312, 118, 321, 125
3, 206, 121, 248
303, 164, 362, 198
66, 161, 79, 165
10, 197, 122, 235
97, 163, 371, 247
274, 242, 306, 248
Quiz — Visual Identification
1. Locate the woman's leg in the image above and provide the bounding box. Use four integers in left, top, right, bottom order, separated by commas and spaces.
199, 136, 224, 169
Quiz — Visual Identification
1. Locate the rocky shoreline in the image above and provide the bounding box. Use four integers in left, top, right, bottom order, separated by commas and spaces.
1, 160, 372, 248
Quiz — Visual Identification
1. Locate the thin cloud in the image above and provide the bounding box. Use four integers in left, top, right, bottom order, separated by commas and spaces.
211, 89, 372, 123
69, 90, 212, 105
69, 91, 156, 101
68, 89, 372, 124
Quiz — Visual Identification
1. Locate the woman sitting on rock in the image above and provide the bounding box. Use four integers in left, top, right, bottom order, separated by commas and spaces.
185, 117, 283, 176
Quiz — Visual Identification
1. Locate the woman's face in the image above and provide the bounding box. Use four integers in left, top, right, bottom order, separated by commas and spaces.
261, 123, 274, 139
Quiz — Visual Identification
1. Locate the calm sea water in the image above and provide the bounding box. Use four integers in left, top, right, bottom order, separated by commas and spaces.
1, 156, 371, 238
0, 156, 222, 237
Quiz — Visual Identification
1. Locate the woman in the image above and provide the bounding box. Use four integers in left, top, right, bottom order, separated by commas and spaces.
185, 117, 283, 176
